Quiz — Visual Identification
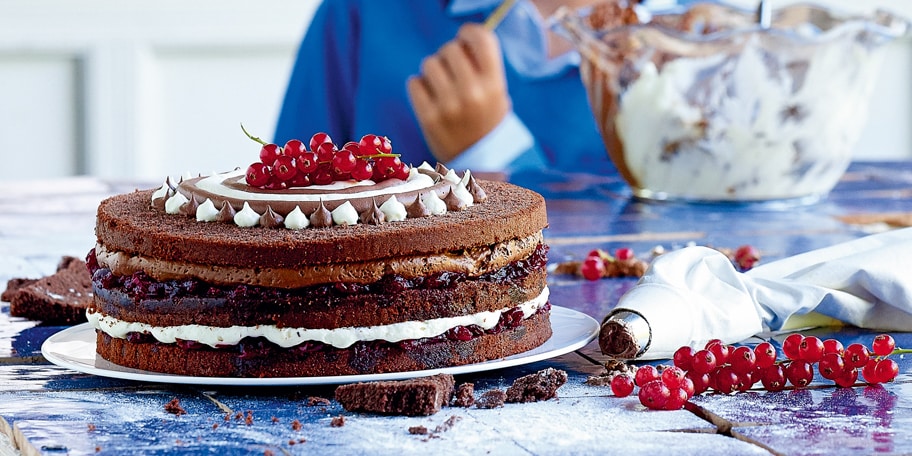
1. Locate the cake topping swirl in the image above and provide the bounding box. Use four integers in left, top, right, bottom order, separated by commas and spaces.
149, 131, 487, 229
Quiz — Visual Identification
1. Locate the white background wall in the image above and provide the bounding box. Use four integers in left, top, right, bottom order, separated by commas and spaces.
1, 0, 910, 182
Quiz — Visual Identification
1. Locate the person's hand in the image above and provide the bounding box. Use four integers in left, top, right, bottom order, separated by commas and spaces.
407, 23, 511, 163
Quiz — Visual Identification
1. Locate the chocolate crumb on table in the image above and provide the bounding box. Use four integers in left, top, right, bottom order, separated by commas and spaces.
330, 415, 345, 427
452, 382, 475, 408
475, 389, 506, 409
164, 398, 187, 416
3, 256, 93, 324
335, 373, 455, 416
306, 396, 331, 407
408, 425, 429, 435
506, 368, 568, 403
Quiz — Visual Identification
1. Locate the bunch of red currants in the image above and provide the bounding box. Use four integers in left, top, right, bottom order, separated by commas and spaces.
241, 125, 409, 189
610, 333, 901, 411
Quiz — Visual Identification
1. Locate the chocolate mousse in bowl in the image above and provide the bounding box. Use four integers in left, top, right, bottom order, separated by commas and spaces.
556, 1, 909, 203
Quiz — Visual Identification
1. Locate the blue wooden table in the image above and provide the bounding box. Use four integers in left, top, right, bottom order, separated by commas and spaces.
2, 162, 912, 455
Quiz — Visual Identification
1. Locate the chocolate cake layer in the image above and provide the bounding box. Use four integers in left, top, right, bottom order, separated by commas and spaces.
95, 181, 547, 268
90, 264, 547, 329
94, 309, 552, 377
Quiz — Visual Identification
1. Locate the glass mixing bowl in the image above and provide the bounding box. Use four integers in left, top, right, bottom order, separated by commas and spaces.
557, 2, 909, 203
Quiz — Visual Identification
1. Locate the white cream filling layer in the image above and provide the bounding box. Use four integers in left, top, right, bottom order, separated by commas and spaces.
88, 287, 549, 350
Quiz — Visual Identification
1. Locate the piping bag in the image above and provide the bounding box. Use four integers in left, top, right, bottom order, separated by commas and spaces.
600, 227, 912, 360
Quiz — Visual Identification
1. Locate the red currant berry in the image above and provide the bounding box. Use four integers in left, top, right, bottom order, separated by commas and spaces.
610, 374, 635, 398
663, 387, 689, 410
862, 358, 880, 384
288, 172, 312, 188
661, 366, 686, 389
760, 364, 787, 392
822, 339, 844, 356
296, 151, 319, 174
315, 142, 337, 163
259, 143, 282, 163
818, 352, 847, 380
272, 156, 297, 182
358, 134, 385, 155
686, 371, 711, 395
872, 334, 896, 357
283, 139, 305, 159
875, 358, 899, 383
707, 341, 731, 366
375, 156, 403, 179
615, 247, 634, 261
784, 360, 814, 388
690, 349, 717, 375
634, 365, 661, 387
638, 379, 670, 410
245, 162, 271, 187
391, 161, 410, 180
834, 367, 858, 388
798, 336, 825, 363
734, 244, 760, 270
312, 165, 334, 185
580, 256, 605, 281
713, 366, 741, 394
730, 346, 757, 376
673, 346, 695, 372
309, 132, 333, 153
679, 376, 695, 398
754, 342, 777, 368
332, 150, 357, 174
350, 159, 373, 181
844, 343, 871, 369
782, 334, 804, 361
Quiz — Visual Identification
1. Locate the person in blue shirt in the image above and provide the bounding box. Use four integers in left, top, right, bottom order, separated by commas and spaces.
274, 0, 620, 175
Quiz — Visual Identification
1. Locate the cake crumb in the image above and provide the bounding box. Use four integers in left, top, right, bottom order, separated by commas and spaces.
212, 423, 219, 430
452, 382, 475, 407
264, 450, 274, 456
271, 416, 279, 423
245, 411, 254, 425
330, 415, 346, 427
408, 425, 428, 435
306, 396, 331, 406
434, 415, 462, 433
506, 368, 568, 403
586, 359, 634, 386
164, 398, 187, 416
475, 389, 506, 409
95, 446, 102, 453
87, 423, 96, 432
291, 419, 302, 431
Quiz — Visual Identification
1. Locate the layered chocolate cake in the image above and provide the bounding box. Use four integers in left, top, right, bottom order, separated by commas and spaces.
85, 135, 551, 377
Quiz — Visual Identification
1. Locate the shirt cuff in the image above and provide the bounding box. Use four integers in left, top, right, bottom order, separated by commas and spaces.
445, 112, 534, 172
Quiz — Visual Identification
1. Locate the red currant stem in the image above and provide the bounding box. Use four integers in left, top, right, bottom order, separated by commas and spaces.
890, 348, 912, 356
356, 153, 401, 159
240, 123, 268, 146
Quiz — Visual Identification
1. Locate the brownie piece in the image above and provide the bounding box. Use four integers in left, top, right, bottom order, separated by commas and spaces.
335, 374, 455, 416
505, 368, 568, 403
5, 256, 93, 325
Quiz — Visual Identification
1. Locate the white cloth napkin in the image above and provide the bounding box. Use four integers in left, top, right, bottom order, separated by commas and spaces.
612, 227, 912, 359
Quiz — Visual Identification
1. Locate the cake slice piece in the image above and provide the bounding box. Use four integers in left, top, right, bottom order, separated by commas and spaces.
505, 368, 568, 403
4, 256, 93, 325
335, 373, 455, 416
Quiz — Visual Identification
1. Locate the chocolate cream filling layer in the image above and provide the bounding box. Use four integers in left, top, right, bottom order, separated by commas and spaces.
87, 287, 550, 349
94, 232, 543, 288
